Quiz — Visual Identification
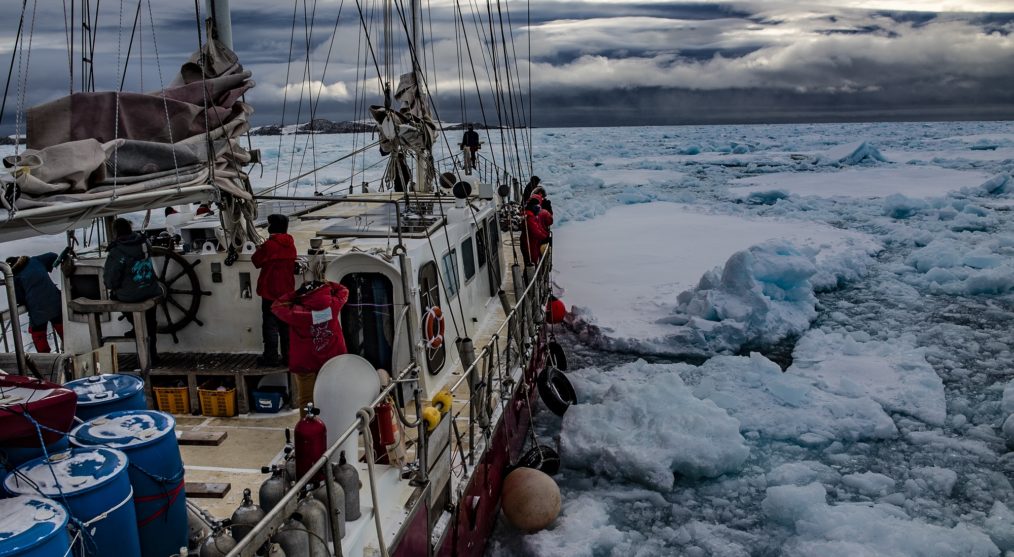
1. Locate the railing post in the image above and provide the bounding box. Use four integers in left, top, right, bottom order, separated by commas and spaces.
0, 262, 28, 375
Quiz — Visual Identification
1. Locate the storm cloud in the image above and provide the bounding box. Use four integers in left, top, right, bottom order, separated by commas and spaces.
1, 0, 1012, 131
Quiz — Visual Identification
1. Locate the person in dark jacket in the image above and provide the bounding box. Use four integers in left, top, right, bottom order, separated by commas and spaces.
521, 175, 541, 203
461, 124, 480, 173
105, 218, 163, 363
272, 281, 349, 416
251, 214, 297, 366
6, 254, 63, 353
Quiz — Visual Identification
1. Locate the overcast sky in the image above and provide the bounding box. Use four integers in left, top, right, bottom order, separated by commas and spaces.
1, 0, 1012, 130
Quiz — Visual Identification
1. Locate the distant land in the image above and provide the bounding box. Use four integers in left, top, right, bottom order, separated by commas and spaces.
250, 118, 499, 136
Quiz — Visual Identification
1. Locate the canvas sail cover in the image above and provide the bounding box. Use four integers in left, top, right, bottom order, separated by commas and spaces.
369, 71, 438, 192
1, 40, 259, 246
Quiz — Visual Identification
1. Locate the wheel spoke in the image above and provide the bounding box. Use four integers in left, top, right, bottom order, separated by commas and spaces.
169, 288, 194, 296
160, 254, 170, 277
159, 301, 174, 329
167, 296, 188, 314
165, 270, 186, 286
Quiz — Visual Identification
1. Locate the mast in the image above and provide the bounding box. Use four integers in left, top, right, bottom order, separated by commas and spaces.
204, 0, 233, 49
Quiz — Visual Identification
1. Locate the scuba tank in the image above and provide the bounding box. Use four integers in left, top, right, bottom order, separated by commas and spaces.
272, 513, 310, 557
265, 543, 286, 557
188, 505, 210, 548
311, 477, 346, 539
199, 520, 237, 557
294, 403, 327, 481
336, 451, 362, 521
296, 485, 330, 557
231, 488, 265, 542
259, 465, 289, 513
283, 429, 297, 483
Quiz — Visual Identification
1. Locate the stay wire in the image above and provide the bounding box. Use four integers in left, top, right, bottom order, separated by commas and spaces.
0, 0, 28, 128
274, 0, 302, 193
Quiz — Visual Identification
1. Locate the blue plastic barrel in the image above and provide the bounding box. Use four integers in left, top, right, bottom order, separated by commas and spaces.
72, 411, 187, 557
1, 437, 71, 500
65, 374, 146, 422
3, 447, 141, 557
0, 495, 71, 557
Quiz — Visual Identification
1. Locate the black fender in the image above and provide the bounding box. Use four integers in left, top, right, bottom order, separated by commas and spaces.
538, 366, 577, 417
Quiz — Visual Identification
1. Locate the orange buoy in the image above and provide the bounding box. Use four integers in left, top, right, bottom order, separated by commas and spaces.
423, 306, 445, 349
501, 467, 561, 532
546, 297, 567, 324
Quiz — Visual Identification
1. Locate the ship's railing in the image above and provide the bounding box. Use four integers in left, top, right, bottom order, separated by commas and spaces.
433, 152, 504, 186
226, 246, 553, 557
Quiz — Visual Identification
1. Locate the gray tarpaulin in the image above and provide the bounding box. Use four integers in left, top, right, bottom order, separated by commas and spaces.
1, 40, 259, 247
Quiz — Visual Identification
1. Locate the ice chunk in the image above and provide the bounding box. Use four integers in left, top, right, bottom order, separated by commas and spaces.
743, 189, 789, 205
818, 141, 889, 166
767, 461, 841, 487
1002, 415, 1014, 450
841, 472, 896, 497
984, 502, 1014, 551
788, 330, 946, 426
977, 174, 1010, 195
562, 360, 749, 489
763, 483, 828, 526
908, 466, 958, 496
1002, 379, 1014, 415
883, 193, 928, 218
764, 484, 1000, 556
692, 354, 898, 445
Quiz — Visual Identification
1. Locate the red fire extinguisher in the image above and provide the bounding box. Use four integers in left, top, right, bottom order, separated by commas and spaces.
294, 403, 327, 481
376, 400, 396, 446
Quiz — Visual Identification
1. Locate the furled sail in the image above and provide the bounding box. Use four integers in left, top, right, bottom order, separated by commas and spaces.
369, 71, 438, 192
1, 40, 259, 247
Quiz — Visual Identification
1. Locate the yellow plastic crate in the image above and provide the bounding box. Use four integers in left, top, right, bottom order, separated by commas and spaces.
198, 386, 237, 417
153, 386, 190, 415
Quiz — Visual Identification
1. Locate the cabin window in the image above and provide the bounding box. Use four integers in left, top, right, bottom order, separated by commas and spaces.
461, 236, 476, 282
339, 273, 394, 371
418, 261, 446, 374
476, 226, 488, 269
441, 249, 460, 298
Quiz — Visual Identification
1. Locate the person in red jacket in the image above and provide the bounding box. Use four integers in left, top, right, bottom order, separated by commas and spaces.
252, 214, 297, 367
524, 197, 550, 264
272, 281, 350, 416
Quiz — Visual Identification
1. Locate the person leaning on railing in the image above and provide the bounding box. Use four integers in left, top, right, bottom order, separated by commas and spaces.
5, 253, 63, 353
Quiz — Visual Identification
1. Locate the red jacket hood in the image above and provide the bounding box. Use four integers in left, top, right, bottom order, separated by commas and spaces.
293, 282, 349, 310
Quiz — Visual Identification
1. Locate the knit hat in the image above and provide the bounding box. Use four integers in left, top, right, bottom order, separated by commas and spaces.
267, 214, 289, 234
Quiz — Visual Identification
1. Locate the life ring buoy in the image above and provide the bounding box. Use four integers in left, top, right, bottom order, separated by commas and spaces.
424, 306, 446, 350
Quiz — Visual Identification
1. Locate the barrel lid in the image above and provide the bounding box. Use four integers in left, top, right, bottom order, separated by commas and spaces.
66, 374, 144, 406
0, 496, 68, 553
3, 447, 128, 496
72, 410, 175, 449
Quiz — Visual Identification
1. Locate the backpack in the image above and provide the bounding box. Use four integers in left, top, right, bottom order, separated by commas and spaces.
129, 242, 157, 288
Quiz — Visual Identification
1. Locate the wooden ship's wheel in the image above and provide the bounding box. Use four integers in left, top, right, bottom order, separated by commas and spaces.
149, 246, 211, 343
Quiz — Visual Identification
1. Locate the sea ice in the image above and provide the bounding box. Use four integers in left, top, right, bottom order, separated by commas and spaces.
763, 483, 1000, 557
561, 359, 749, 489
690, 353, 898, 445
788, 330, 946, 426
728, 166, 990, 200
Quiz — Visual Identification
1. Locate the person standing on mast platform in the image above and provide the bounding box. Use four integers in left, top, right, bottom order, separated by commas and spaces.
461, 124, 481, 174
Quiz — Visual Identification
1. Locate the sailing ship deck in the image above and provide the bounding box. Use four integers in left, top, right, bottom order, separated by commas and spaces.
175, 230, 524, 521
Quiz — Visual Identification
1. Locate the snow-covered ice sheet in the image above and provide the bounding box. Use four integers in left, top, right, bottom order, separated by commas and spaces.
553, 202, 879, 354
728, 166, 991, 200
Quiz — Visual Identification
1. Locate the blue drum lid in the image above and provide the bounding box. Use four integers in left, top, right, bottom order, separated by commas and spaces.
72, 410, 175, 449
3, 447, 128, 497
0, 495, 68, 552
66, 374, 144, 406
